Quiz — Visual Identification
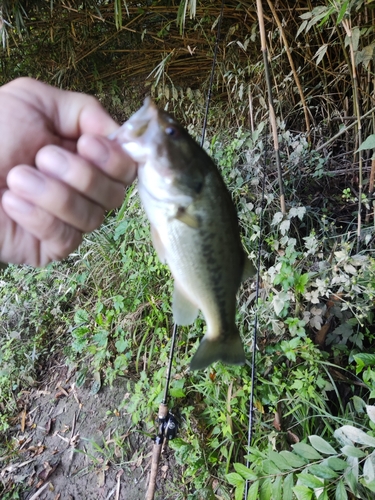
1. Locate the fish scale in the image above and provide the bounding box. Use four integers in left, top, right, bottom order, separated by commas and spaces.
113, 98, 256, 370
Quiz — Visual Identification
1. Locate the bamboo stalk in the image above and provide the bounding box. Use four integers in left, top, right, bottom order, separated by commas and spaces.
256, 0, 286, 215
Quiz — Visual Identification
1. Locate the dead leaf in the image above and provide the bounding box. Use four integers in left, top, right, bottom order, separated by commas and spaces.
315, 319, 332, 347
97, 469, 105, 488
273, 403, 282, 431
20, 409, 27, 433
37, 460, 59, 485
45, 418, 54, 434
286, 430, 300, 444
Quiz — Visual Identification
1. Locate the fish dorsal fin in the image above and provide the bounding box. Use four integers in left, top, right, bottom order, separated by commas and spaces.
151, 225, 166, 263
172, 283, 199, 326
242, 255, 256, 282
174, 205, 200, 228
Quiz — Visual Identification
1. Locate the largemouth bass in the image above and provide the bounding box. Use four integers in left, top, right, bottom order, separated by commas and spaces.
113, 98, 255, 370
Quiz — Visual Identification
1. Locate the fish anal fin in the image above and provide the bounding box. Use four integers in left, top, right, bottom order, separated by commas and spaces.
189, 328, 245, 371
173, 284, 199, 326
151, 225, 166, 263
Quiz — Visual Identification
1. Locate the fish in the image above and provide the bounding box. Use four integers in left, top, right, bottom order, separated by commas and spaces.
113, 98, 255, 370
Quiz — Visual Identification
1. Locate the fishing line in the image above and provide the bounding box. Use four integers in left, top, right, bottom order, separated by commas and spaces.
244, 150, 267, 500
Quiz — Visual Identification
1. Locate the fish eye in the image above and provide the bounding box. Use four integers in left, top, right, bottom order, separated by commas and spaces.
165, 126, 178, 137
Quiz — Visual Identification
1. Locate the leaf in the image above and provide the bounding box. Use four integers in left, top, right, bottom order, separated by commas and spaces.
272, 212, 284, 225
308, 464, 338, 479
247, 480, 259, 500
288, 206, 306, 221
314, 44, 328, 65
226, 472, 244, 488
367, 405, 375, 424
363, 451, 375, 483
268, 450, 293, 471
326, 456, 349, 471
283, 472, 294, 500
272, 475, 283, 498
357, 134, 375, 152
280, 219, 291, 236
233, 463, 258, 481
292, 443, 323, 460
292, 485, 313, 500
352, 396, 366, 414
335, 480, 348, 500
280, 450, 307, 468
297, 473, 324, 488
235, 480, 244, 500
309, 435, 337, 455
341, 445, 366, 458
262, 459, 282, 475
338, 425, 375, 447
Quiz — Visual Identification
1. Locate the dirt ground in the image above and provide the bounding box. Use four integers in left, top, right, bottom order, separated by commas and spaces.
1, 367, 180, 500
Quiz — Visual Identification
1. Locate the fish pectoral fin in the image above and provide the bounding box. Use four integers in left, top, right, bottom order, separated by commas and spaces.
151, 225, 166, 263
174, 205, 200, 228
172, 285, 199, 326
242, 255, 256, 282
189, 328, 246, 371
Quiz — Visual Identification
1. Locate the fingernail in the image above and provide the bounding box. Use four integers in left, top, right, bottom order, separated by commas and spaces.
8, 169, 45, 195
82, 136, 110, 165
2, 192, 34, 214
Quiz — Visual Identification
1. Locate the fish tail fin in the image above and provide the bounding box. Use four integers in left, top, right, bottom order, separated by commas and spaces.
189, 329, 246, 371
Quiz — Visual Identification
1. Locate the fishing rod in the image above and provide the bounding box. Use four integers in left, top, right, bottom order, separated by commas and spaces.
145, 1, 225, 498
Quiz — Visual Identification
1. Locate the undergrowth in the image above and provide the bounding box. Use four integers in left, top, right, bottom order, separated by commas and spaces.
1, 111, 375, 499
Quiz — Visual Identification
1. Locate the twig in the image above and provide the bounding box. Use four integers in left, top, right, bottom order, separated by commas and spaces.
28, 482, 51, 500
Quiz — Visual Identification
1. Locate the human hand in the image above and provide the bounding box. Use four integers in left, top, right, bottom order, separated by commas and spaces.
0, 77, 136, 267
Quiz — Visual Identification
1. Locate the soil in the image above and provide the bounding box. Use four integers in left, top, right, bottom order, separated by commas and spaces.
1, 366, 180, 500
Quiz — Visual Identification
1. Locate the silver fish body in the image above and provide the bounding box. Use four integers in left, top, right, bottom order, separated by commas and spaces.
114, 98, 255, 370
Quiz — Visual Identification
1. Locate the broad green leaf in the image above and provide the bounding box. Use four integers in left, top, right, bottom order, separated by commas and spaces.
338, 425, 375, 447
247, 480, 259, 500
308, 464, 338, 479
360, 479, 375, 492
226, 472, 244, 488
335, 480, 348, 500
292, 443, 323, 460
268, 450, 293, 471
356, 134, 375, 153
326, 457, 349, 471
235, 480, 244, 500
259, 477, 272, 500
272, 475, 283, 498
262, 459, 282, 475
280, 450, 307, 468
309, 435, 337, 455
233, 462, 258, 481
367, 405, 375, 424
283, 473, 294, 500
363, 452, 375, 482
292, 484, 313, 500
352, 396, 366, 414
344, 458, 359, 495
341, 444, 366, 458
297, 472, 324, 488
